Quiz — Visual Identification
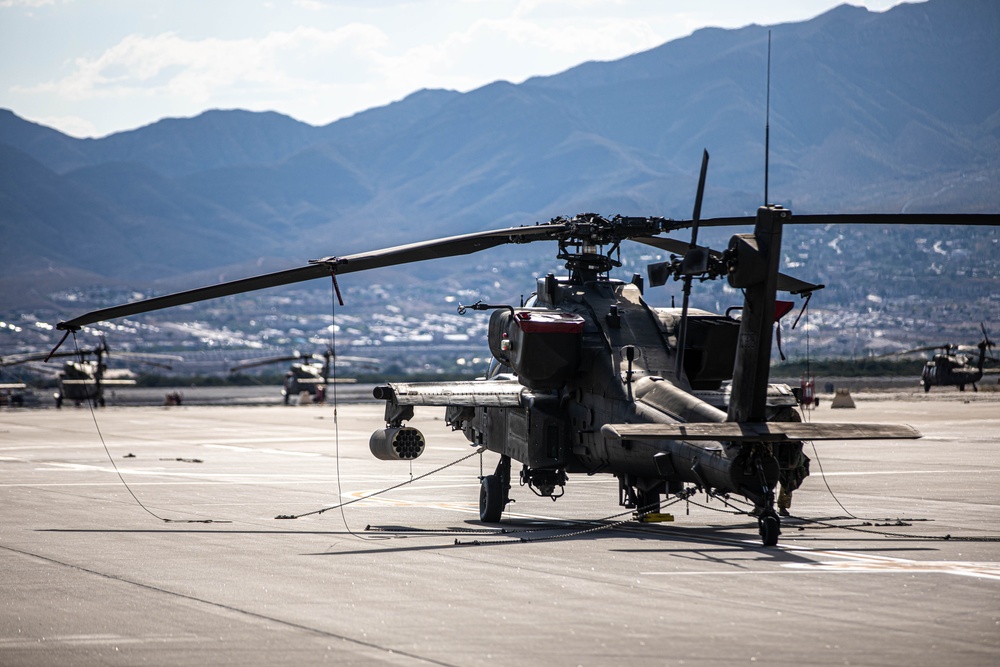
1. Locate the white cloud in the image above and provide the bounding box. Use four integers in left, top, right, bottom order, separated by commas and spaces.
13, 14, 662, 130
17, 25, 392, 104
0, 0, 58, 7
469, 15, 660, 58
511, 0, 629, 18
362, 13, 661, 94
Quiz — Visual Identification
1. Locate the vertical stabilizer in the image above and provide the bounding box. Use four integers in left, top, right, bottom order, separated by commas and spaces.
726, 205, 789, 422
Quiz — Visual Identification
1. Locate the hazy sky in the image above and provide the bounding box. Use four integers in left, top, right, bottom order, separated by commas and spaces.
1, 0, 912, 138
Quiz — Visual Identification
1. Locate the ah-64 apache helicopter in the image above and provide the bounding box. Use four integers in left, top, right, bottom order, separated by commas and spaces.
230, 349, 379, 404
55, 154, 999, 546
1, 339, 181, 407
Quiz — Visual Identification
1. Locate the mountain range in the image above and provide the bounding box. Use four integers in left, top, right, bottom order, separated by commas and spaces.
1, 0, 998, 316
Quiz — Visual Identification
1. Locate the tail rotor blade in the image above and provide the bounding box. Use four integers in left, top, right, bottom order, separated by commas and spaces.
690, 149, 709, 244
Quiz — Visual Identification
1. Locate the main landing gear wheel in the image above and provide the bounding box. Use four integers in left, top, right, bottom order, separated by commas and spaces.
758, 512, 781, 547
479, 454, 512, 523
479, 475, 504, 522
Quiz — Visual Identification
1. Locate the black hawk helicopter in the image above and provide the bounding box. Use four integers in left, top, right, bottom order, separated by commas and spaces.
54, 154, 1000, 545
885, 323, 997, 392
1, 339, 179, 408
230, 349, 378, 404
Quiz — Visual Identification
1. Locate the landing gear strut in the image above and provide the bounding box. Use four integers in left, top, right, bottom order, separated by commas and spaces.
479, 455, 511, 522
618, 475, 665, 516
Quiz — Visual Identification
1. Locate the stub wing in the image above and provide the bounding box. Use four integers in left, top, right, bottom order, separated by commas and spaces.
375, 380, 524, 408
602, 422, 921, 442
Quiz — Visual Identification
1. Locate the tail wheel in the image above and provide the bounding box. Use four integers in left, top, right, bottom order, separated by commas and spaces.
479, 474, 504, 523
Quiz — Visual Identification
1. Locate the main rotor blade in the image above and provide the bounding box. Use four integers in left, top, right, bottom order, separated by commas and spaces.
904, 345, 950, 354
635, 235, 708, 257
308, 352, 378, 365
791, 213, 1000, 226
690, 213, 1000, 228
22, 362, 66, 375
870, 344, 946, 358
113, 351, 184, 362
59, 264, 331, 332
1, 350, 88, 366
230, 354, 309, 372
309, 223, 565, 273
337, 356, 381, 366
128, 358, 175, 371
58, 223, 567, 331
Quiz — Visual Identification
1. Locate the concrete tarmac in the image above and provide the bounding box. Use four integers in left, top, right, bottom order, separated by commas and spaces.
1, 394, 998, 666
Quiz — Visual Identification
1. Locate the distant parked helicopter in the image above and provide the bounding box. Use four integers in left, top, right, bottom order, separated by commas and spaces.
230, 349, 378, 404
885, 323, 997, 392
0, 340, 180, 407
0, 381, 34, 408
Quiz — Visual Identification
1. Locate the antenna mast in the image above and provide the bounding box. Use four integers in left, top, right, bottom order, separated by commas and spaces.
764, 30, 771, 206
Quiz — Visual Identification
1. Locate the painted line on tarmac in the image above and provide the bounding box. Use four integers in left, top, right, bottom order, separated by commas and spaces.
641, 545, 1000, 582
30, 462, 341, 481
817, 470, 986, 477
0, 633, 203, 648
203, 444, 323, 456
779, 546, 1000, 581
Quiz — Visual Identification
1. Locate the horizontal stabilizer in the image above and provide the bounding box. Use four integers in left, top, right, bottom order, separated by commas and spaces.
602, 421, 920, 442
375, 380, 524, 408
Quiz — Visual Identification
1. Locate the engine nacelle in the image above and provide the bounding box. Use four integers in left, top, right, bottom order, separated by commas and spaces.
488, 308, 585, 390
369, 427, 425, 461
